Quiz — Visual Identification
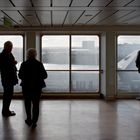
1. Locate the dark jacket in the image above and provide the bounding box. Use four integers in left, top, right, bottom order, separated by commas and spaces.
136, 50, 140, 73
18, 58, 47, 90
0, 50, 18, 86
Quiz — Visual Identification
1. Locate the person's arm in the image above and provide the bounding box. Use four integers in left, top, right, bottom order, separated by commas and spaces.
41, 63, 48, 79
11, 53, 17, 65
136, 51, 140, 68
0, 54, 1, 71
18, 63, 24, 80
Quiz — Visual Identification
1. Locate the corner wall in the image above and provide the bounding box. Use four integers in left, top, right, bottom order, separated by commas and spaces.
101, 32, 116, 100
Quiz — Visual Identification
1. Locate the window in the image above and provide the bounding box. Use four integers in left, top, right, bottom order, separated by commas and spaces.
117, 35, 140, 93
71, 36, 99, 92
0, 35, 23, 93
42, 35, 99, 93
42, 35, 69, 92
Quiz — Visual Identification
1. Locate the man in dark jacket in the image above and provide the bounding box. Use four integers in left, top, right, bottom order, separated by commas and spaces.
136, 50, 140, 73
18, 48, 47, 128
0, 41, 18, 117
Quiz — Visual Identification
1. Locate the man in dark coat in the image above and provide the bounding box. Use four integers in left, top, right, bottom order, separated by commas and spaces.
18, 48, 47, 128
0, 41, 18, 117
136, 50, 140, 73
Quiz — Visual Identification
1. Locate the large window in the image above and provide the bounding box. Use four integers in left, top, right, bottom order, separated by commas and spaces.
71, 36, 99, 92
42, 35, 99, 93
42, 35, 69, 92
0, 35, 23, 93
117, 35, 140, 93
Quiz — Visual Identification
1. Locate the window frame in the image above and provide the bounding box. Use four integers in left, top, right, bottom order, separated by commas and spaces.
41, 34, 101, 94
116, 34, 140, 95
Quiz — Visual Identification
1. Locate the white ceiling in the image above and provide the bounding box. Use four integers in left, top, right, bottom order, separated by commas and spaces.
0, 0, 139, 27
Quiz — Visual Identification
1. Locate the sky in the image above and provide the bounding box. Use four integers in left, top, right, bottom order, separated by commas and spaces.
42, 35, 99, 47
0, 35, 23, 48
0, 35, 140, 49
118, 36, 140, 44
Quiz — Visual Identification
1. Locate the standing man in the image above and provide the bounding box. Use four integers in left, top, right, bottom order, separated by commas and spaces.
135, 50, 140, 100
0, 41, 18, 117
136, 50, 140, 73
18, 48, 47, 128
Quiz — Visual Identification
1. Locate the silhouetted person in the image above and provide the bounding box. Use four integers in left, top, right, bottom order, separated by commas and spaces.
136, 50, 140, 73
136, 50, 140, 100
0, 41, 18, 117
18, 48, 47, 128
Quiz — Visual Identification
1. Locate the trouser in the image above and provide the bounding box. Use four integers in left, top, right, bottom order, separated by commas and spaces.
23, 88, 41, 124
2, 85, 14, 113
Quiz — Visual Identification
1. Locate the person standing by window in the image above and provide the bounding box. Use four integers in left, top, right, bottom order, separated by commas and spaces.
0, 41, 18, 117
18, 48, 47, 128
135, 50, 140, 100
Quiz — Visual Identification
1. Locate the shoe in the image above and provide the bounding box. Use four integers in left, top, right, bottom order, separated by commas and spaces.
25, 119, 32, 126
2, 111, 16, 117
31, 123, 37, 128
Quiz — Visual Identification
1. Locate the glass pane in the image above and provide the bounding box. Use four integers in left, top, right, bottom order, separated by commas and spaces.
71, 35, 99, 70
0, 35, 23, 93
117, 36, 140, 70
118, 71, 140, 92
0, 73, 22, 93
42, 35, 69, 70
71, 71, 99, 92
0, 35, 23, 70
42, 71, 69, 92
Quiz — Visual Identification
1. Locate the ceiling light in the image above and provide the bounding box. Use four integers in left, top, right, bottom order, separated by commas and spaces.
85, 14, 93, 17
26, 14, 33, 17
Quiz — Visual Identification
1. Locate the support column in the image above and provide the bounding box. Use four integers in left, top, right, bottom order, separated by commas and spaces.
101, 32, 116, 100
25, 32, 41, 60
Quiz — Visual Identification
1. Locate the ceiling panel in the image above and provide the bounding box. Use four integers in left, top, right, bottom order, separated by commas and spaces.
0, 0, 13, 6
116, 11, 140, 24
0, 20, 3, 25
126, 0, 140, 6
127, 16, 140, 25
64, 11, 84, 25
71, 0, 92, 6
0, 11, 4, 20
99, 10, 134, 25
19, 11, 40, 26
33, 0, 50, 6
108, 0, 134, 6
90, 0, 112, 7
53, 0, 71, 6
53, 11, 67, 25
87, 10, 116, 25
0, 0, 139, 27
11, 0, 32, 7
75, 10, 100, 25
36, 11, 51, 25
4, 11, 30, 26
0, 11, 4, 25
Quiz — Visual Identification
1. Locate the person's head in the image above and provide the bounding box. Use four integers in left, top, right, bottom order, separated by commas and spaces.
27, 48, 37, 59
3, 41, 13, 53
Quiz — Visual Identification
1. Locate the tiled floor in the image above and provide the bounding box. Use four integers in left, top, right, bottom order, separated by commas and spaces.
0, 99, 140, 140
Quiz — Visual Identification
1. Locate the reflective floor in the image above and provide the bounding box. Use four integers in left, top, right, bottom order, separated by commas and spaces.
0, 99, 140, 140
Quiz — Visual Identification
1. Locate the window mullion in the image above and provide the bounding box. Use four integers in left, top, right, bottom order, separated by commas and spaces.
69, 35, 72, 93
